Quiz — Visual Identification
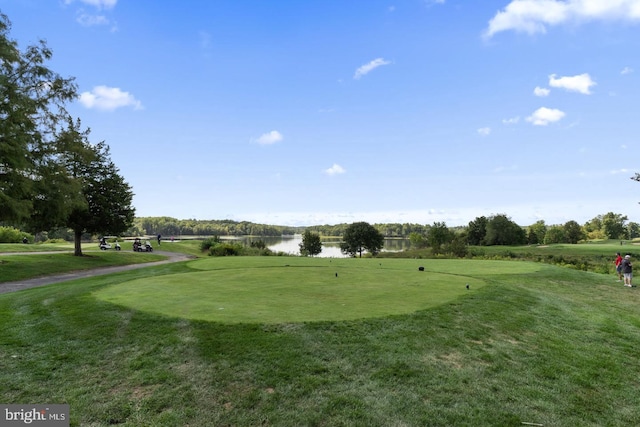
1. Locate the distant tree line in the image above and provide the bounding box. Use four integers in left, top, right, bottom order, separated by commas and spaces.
129, 217, 432, 239
5, 212, 639, 250
129, 217, 301, 237
128, 212, 638, 246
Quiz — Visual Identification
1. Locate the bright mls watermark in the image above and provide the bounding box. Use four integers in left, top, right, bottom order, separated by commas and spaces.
1, 405, 69, 426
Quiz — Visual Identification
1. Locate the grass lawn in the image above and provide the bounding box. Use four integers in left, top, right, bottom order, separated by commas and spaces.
94, 257, 537, 323
146, 239, 207, 258
2, 253, 640, 426
471, 240, 639, 258
0, 242, 76, 252
0, 251, 165, 283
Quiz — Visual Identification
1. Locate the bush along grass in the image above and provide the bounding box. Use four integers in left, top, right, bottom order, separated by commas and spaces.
1, 257, 640, 425
0, 226, 33, 243
207, 241, 288, 257
197, 237, 282, 256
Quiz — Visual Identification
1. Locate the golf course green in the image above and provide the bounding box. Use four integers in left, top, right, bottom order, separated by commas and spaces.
94, 257, 541, 323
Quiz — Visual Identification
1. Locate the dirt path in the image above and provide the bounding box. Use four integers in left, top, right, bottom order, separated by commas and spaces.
0, 251, 194, 295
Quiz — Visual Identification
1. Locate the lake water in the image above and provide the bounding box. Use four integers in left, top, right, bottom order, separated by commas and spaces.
237, 235, 410, 258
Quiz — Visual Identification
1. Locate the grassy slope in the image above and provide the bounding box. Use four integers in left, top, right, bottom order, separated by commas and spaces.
0, 240, 200, 283
0, 242, 76, 252
1, 255, 640, 426
0, 251, 166, 283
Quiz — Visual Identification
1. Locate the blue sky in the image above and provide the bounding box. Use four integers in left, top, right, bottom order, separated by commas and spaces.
2, 0, 640, 227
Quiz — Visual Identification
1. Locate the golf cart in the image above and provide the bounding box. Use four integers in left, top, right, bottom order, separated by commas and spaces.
133, 238, 153, 252
99, 237, 121, 251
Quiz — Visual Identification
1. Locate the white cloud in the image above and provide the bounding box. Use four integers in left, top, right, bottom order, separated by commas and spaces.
502, 116, 520, 124
255, 130, 284, 145
76, 13, 109, 27
477, 127, 491, 136
526, 107, 566, 126
534, 86, 550, 97
79, 86, 142, 111
549, 73, 596, 94
324, 164, 346, 176
66, 0, 117, 29
354, 58, 391, 79
621, 66, 634, 75
485, 0, 640, 38
65, 0, 117, 9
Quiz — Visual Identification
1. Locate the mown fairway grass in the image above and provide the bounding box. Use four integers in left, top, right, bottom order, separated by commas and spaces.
94, 257, 499, 323
1, 253, 640, 426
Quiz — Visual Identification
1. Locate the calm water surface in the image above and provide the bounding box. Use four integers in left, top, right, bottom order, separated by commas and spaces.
239, 235, 410, 258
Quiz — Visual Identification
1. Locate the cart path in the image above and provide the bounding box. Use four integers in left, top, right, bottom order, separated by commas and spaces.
0, 251, 195, 295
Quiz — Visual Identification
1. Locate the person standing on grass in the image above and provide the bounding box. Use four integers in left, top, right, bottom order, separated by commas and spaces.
615, 252, 623, 282
621, 255, 633, 287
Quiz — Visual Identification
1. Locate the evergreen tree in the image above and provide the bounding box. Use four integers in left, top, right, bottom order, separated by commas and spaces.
58, 120, 135, 256
0, 13, 77, 223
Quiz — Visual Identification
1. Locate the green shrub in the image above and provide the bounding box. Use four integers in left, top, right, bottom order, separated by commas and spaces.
469, 248, 485, 258
200, 236, 221, 252
445, 236, 468, 258
44, 238, 67, 244
209, 242, 244, 256
0, 226, 31, 243
594, 264, 610, 274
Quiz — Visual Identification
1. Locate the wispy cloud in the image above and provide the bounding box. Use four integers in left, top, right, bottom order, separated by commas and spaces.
254, 130, 284, 145
66, 0, 117, 29
610, 168, 630, 175
324, 164, 346, 176
485, 0, 640, 38
502, 116, 520, 125
534, 86, 550, 97
549, 73, 596, 94
76, 12, 109, 27
354, 58, 391, 79
526, 107, 565, 126
477, 127, 491, 136
621, 66, 634, 75
65, 0, 117, 10
79, 86, 142, 111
